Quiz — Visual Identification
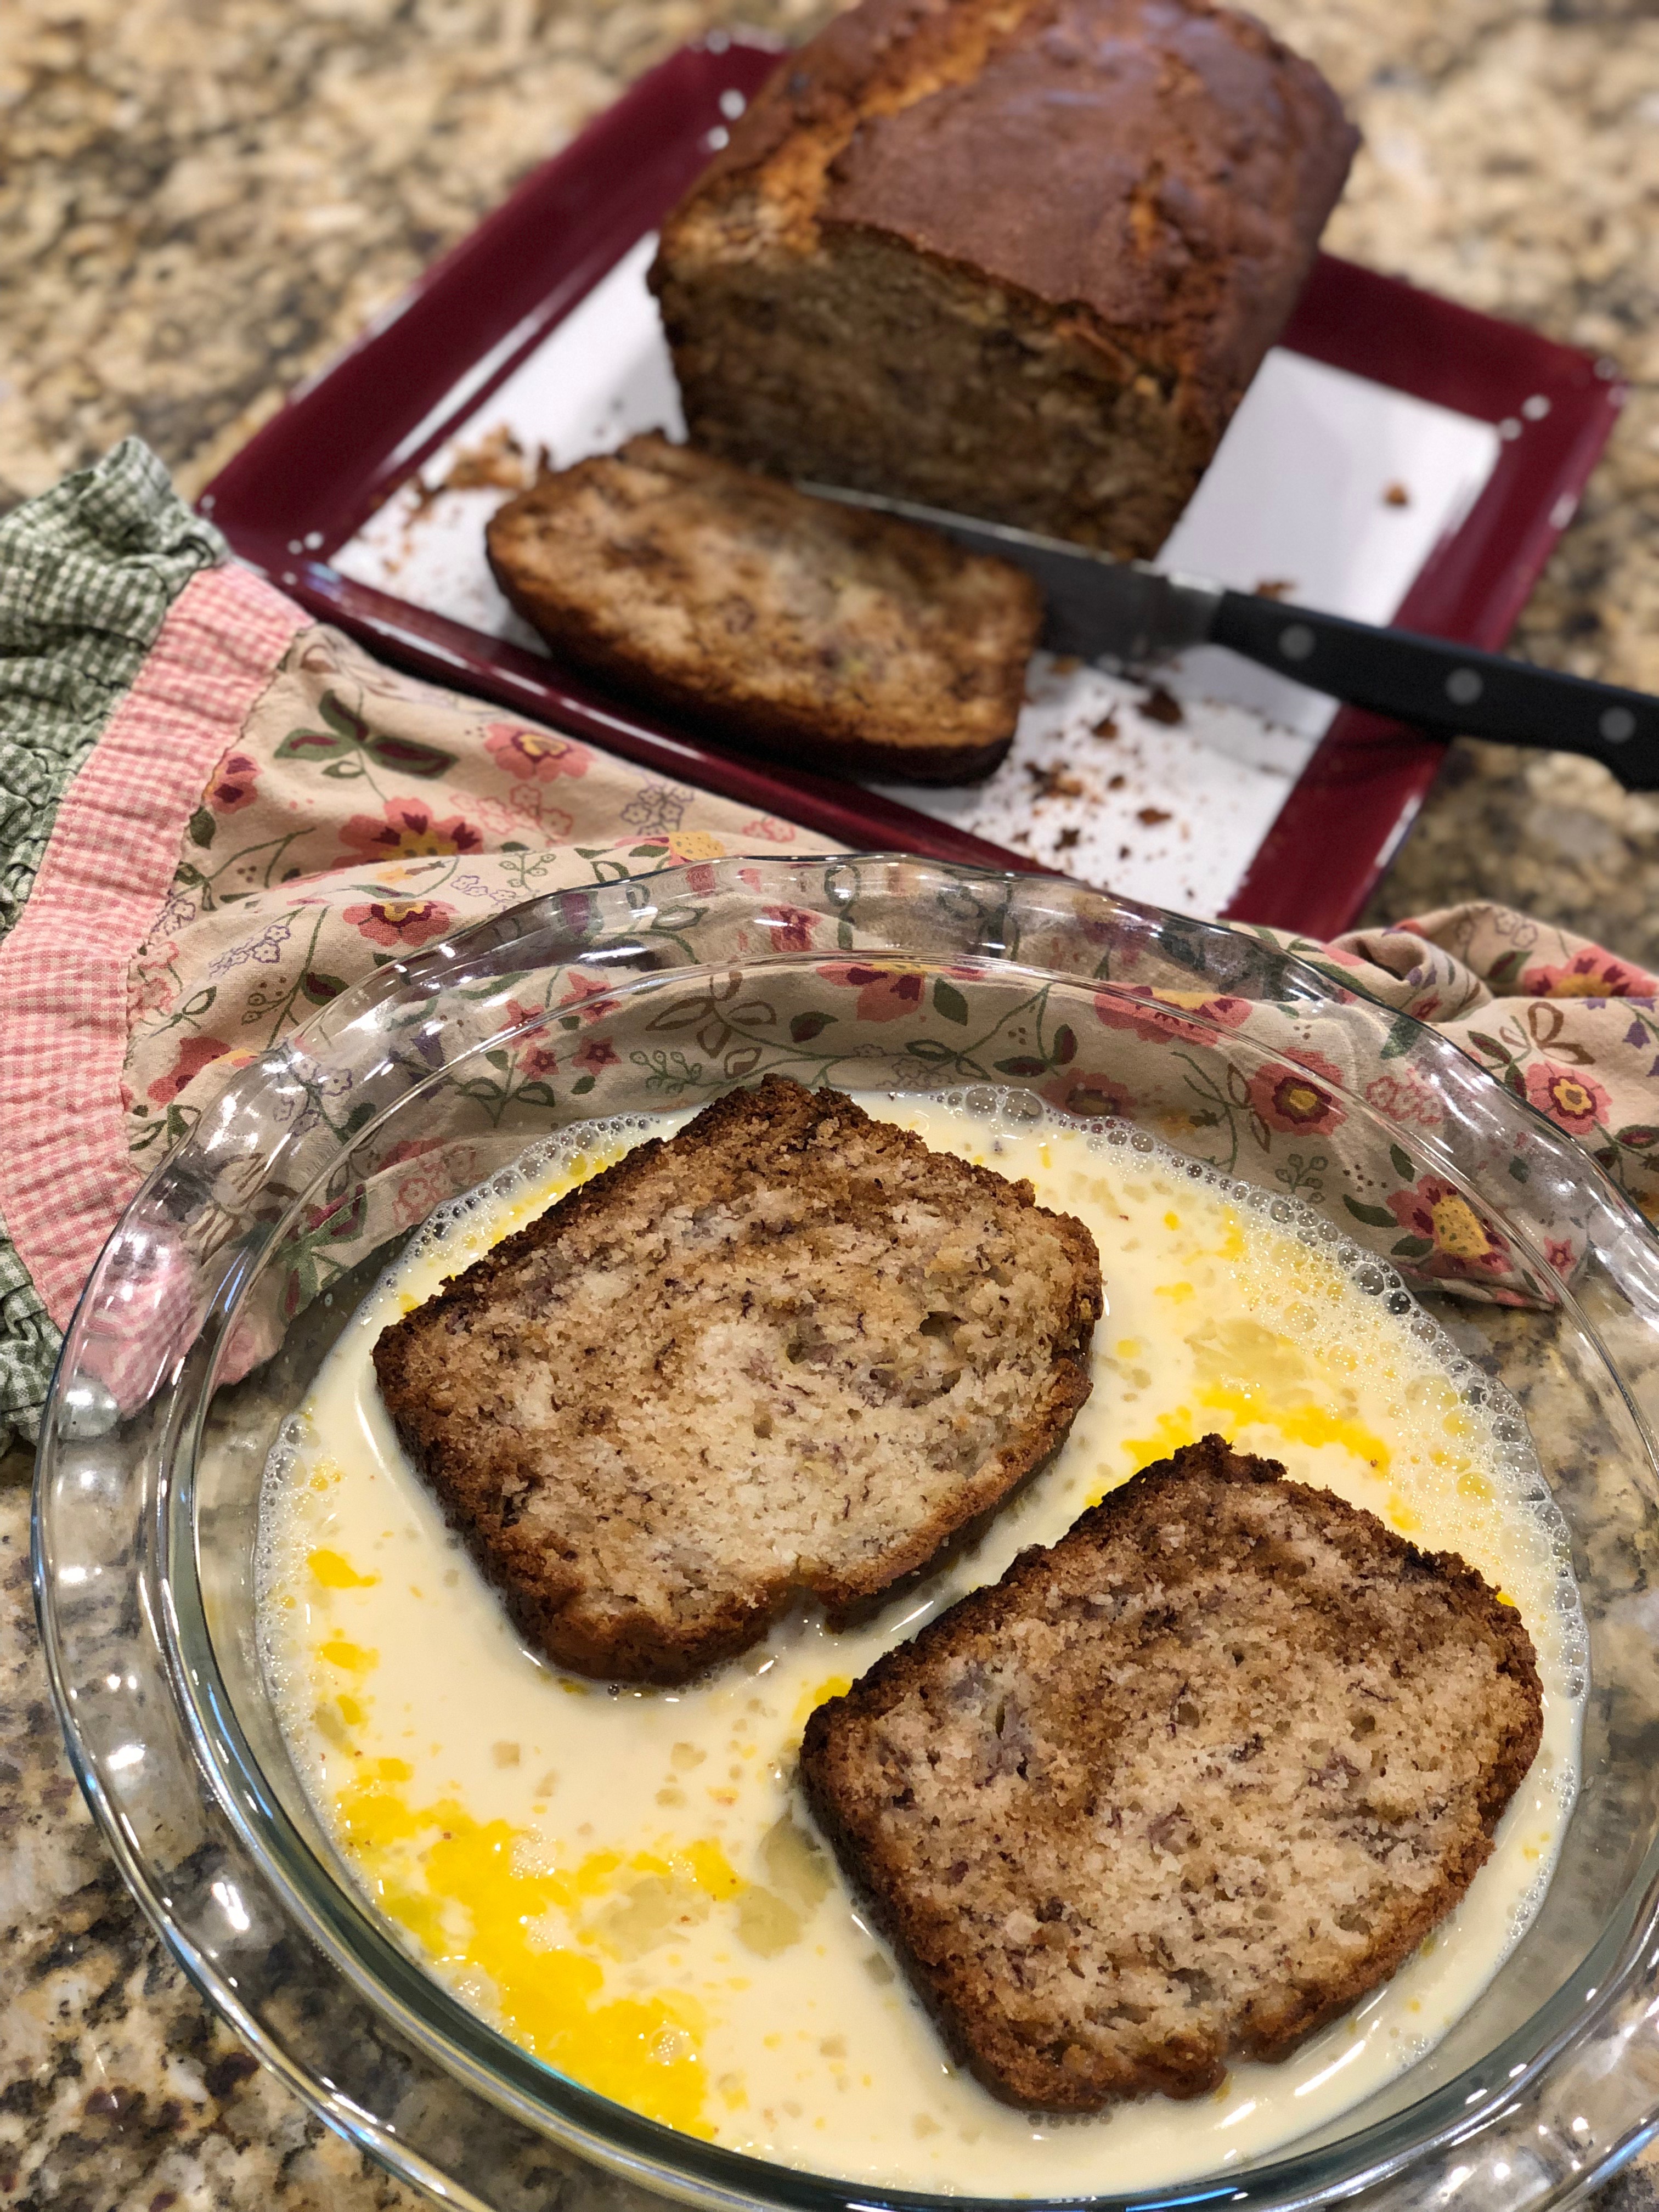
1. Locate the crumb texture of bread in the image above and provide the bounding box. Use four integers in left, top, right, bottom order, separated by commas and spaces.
651, 0, 1358, 561
372, 1078, 1101, 1684
484, 433, 1041, 784
801, 1435, 1544, 2109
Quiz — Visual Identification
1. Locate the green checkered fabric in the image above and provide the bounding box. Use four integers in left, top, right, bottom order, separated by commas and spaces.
0, 438, 226, 1445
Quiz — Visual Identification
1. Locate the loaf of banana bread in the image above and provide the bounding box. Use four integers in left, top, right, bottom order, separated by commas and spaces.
651, 0, 1357, 560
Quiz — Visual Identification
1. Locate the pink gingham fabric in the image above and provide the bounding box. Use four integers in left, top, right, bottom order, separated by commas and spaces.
0, 564, 302, 1328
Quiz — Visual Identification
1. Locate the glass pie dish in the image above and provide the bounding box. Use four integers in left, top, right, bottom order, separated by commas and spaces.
33, 854, 1659, 2212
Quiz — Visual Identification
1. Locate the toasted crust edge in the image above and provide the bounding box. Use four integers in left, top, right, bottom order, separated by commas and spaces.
800, 1434, 1546, 2108
374, 1077, 1102, 1683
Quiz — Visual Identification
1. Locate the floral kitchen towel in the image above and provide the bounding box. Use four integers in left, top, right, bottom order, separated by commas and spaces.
1228, 906, 1658, 1278
1, 437, 1655, 1449
0, 442, 837, 1446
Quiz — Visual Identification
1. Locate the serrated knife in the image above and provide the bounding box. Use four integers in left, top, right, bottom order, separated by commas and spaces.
800, 483, 1659, 792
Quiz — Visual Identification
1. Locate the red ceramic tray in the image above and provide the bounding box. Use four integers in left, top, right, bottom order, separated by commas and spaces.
201, 30, 1626, 938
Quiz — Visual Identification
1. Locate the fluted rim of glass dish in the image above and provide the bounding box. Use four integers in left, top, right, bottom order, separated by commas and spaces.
33, 857, 1659, 2212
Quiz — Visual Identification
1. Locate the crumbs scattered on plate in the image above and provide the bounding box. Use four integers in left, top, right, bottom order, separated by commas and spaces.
873, 654, 1311, 921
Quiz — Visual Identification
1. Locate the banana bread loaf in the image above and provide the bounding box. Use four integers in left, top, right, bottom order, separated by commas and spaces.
802, 1435, 1543, 2108
651, 0, 1358, 560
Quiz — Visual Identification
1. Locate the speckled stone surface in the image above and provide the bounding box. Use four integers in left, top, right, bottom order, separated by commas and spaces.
0, 1458, 423, 2211
2, 1, 1658, 2205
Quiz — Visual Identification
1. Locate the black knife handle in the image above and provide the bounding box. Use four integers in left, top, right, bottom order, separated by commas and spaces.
1210, 591, 1659, 792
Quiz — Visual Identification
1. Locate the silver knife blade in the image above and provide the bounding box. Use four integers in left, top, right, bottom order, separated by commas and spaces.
797, 482, 1224, 664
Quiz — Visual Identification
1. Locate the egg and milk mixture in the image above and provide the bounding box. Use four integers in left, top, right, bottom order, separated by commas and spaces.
258, 1096, 1583, 2194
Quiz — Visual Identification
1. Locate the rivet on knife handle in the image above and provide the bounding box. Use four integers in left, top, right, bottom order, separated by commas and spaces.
1210, 591, 1659, 792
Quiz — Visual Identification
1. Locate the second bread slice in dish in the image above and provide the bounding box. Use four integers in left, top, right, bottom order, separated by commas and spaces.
484, 433, 1042, 784
801, 1435, 1544, 2110
373, 1078, 1101, 1684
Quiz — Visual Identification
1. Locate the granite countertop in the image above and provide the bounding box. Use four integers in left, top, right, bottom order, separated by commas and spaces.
2, 0, 1658, 2205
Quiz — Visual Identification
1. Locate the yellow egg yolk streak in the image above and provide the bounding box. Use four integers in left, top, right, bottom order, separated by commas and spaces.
318, 1659, 742, 2129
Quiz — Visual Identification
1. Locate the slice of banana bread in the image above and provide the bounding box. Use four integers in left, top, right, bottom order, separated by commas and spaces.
373, 1078, 1101, 1685
484, 433, 1042, 783
801, 1435, 1543, 2109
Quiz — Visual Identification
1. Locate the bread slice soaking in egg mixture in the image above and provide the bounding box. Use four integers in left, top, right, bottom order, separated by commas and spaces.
802, 1435, 1544, 2111
372, 1076, 1102, 1685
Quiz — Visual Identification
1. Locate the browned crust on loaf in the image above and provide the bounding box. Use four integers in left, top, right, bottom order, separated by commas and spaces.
652, 0, 1358, 557
484, 432, 1040, 785
801, 1435, 1544, 2109
374, 1077, 1101, 1683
